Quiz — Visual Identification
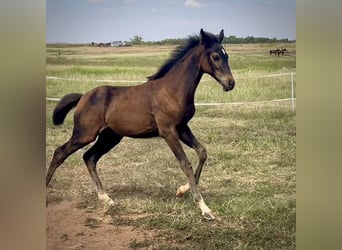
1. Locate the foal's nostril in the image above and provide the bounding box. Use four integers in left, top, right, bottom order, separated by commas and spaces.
222, 78, 235, 91
229, 80, 235, 88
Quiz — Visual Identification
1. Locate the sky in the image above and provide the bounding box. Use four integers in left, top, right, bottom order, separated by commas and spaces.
46, 0, 296, 43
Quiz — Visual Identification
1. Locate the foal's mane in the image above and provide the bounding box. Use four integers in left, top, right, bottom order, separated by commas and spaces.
147, 31, 219, 80
147, 36, 199, 80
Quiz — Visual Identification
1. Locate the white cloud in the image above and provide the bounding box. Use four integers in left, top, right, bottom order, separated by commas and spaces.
184, 0, 207, 8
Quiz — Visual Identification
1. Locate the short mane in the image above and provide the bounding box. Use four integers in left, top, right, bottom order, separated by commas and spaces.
147, 36, 200, 80
147, 31, 220, 80
148, 31, 220, 80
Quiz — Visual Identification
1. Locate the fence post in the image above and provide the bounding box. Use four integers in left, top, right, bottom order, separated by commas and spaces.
291, 72, 295, 111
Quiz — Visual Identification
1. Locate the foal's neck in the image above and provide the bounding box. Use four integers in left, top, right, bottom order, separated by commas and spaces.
166, 46, 204, 101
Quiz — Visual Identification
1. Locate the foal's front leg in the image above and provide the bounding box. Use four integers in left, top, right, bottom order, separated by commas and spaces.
176, 125, 207, 197
161, 127, 215, 220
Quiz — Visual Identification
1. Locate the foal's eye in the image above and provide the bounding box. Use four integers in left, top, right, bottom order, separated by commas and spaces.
212, 54, 220, 62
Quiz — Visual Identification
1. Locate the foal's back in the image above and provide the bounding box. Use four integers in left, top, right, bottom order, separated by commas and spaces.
75, 82, 159, 138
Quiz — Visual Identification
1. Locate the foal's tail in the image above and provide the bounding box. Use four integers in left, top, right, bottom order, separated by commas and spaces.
52, 93, 83, 125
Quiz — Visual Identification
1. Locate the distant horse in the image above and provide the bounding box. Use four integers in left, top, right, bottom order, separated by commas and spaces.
270, 48, 280, 56
46, 29, 235, 220
278, 47, 288, 56
270, 47, 287, 56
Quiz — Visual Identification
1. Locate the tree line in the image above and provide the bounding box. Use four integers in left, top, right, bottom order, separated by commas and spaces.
131, 35, 295, 45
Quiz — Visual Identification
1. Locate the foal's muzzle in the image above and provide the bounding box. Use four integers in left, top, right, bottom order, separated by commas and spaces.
222, 79, 235, 92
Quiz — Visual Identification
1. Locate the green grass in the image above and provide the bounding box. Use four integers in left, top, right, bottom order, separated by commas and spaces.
46, 43, 296, 249
46, 43, 296, 102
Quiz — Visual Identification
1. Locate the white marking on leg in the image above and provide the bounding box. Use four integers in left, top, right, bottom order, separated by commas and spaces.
176, 183, 190, 197
197, 199, 215, 221
98, 193, 114, 206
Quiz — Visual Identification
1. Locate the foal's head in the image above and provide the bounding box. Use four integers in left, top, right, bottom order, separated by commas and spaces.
199, 29, 235, 92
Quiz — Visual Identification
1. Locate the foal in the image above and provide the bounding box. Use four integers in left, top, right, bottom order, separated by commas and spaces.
46, 29, 235, 220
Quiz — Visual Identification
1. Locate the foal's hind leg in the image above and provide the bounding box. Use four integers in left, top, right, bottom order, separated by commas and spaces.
47, 116, 102, 188
176, 125, 207, 197
83, 128, 123, 206
46, 135, 93, 187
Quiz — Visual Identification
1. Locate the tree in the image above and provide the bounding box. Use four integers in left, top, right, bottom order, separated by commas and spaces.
130, 35, 143, 45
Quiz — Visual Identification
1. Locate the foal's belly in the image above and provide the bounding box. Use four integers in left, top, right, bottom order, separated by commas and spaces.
104, 84, 162, 138
107, 112, 159, 138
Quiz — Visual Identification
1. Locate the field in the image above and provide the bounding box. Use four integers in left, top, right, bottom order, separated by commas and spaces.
46, 43, 296, 249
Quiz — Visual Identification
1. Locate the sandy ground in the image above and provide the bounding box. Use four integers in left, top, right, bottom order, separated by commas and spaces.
46, 199, 153, 250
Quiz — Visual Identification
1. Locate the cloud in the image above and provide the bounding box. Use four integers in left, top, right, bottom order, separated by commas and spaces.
184, 0, 207, 8
88, 0, 108, 3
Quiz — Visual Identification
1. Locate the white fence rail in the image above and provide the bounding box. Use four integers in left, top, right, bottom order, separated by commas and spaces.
46, 72, 296, 111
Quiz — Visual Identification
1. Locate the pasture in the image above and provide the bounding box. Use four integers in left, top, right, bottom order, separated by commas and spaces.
46, 43, 296, 249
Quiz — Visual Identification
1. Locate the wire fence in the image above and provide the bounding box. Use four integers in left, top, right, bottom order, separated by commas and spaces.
46, 72, 296, 111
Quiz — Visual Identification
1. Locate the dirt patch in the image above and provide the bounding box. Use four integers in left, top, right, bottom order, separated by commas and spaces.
46, 199, 153, 250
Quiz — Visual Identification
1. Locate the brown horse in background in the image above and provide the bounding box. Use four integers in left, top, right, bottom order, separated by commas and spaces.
46, 29, 235, 220
270, 47, 287, 56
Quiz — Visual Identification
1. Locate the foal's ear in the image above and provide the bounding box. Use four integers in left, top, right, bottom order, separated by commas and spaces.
200, 28, 209, 44
218, 29, 224, 44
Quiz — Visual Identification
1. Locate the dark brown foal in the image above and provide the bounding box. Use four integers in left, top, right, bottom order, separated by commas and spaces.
46, 29, 235, 220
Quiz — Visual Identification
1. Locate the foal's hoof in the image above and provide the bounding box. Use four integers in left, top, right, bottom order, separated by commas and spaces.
203, 212, 216, 221
176, 184, 189, 197
102, 199, 115, 212
176, 189, 184, 197
107, 199, 115, 206
98, 194, 115, 206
